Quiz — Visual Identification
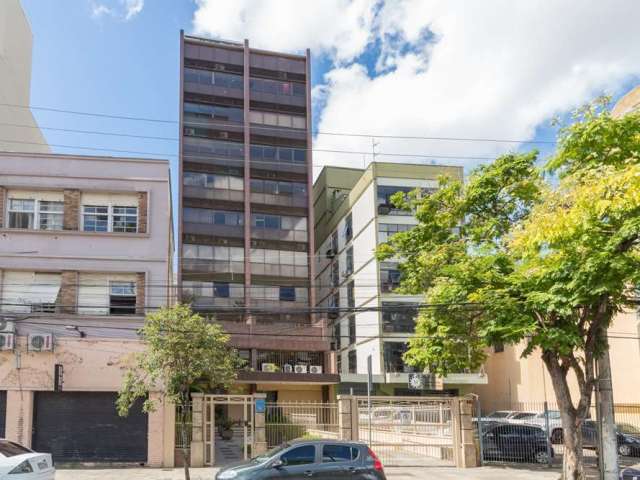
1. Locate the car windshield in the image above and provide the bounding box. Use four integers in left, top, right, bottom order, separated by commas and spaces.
0, 441, 32, 457
512, 412, 536, 419
617, 424, 640, 435
488, 411, 510, 418
251, 443, 289, 463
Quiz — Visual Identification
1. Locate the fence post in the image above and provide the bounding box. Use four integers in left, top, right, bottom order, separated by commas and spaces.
475, 396, 485, 466
453, 396, 480, 468
189, 393, 205, 467
253, 393, 267, 457
337, 395, 355, 440
544, 401, 552, 468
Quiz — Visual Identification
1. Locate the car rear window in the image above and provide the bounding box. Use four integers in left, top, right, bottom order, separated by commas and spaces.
0, 441, 32, 457
322, 444, 359, 462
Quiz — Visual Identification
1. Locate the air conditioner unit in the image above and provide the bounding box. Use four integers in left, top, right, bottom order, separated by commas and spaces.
261, 363, 278, 373
28, 334, 53, 352
0, 333, 15, 351
283, 364, 293, 373
325, 249, 336, 260
294, 365, 308, 374
309, 365, 323, 374
0, 319, 15, 333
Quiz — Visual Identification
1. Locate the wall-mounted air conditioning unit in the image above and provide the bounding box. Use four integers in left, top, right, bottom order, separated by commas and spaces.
294, 365, 308, 374
283, 364, 293, 373
28, 334, 53, 352
0, 319, 15, 333
261, 363, 278, 373
0, 333, 15, 351
309, 365, 323, 374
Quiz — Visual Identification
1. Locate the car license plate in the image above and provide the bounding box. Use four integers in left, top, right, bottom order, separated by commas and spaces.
37, 460, 48, 469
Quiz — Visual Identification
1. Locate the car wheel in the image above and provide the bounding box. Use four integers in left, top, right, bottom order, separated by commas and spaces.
534, 450, 550, 464
551, 429, 563, 444
618, 444, 632, 457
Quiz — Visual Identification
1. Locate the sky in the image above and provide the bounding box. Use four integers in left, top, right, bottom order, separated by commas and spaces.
18, 0, 640, 189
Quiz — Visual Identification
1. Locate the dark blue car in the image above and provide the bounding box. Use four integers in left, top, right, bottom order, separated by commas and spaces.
215, 439, 386, 480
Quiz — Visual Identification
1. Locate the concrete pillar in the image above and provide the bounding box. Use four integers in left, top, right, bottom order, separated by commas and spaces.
190, 393, 205, 467
451, 396, 479, 468
62, 189, 80, 231
337, 395, 358, 441
57, 270, 78, 314
451, 397, 461, 467
136, 272, 146, 315
6, 390, 34, 447
137, 192, 148, 234
163, 397, 176, 468
147, 392, 175, 467
253, 393, 267, 456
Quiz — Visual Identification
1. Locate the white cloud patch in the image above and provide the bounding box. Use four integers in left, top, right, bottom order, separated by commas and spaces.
90, 0, 144, 21
192, 0, 640, 173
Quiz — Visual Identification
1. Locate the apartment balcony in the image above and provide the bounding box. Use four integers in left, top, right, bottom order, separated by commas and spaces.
182, 222, 244, 239
236, 349, 339, 385
183, 186, 244, 204
182, 259, 244, 275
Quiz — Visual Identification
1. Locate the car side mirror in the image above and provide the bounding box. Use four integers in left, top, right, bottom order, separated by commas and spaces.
272, 459, 284, 468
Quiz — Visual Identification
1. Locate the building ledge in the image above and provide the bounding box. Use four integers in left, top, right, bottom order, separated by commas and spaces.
236, 371, 340, 385
443, 372, 488, 385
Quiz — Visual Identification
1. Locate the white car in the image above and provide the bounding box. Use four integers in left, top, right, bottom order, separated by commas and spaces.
0, 439, 55, 479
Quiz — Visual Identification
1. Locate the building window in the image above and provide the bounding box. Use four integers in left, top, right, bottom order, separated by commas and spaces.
83, 205, 138, 233
331, 260, 340, 288
382, 303, 417, 333
329, 291, 340, 319
8, 199, 64, 230
380, 262, 402, 293
337, 352, 342, 374
213, 282, 230, 298
334, 321, 341, 350
383, 342, 416, 374
378, 223, 413, 243
250, 144, 306, 165
347, 281, 355, 309
345, 247, 354, 276
183, 208, 243, 226
249, 111, 306, 130
376, 185, 417, 215
184, 68, 243, 90
348, 350, 357, 374
251, 214, 307, 231
279, 286, 296, 302
109, 281, 136, 315
184, 172, 244, 191
344, 213, 353, 243
184, 102, 243, 124
331, 231, 339, 255
249, 77, 305, 97
348, 315, 356, 345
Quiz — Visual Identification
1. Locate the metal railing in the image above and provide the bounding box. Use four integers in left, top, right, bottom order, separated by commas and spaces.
175, 403, 193, 451
265, 402, 339, 448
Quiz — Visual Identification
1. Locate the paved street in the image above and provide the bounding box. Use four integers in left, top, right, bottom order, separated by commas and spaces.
56, 466, 562, 480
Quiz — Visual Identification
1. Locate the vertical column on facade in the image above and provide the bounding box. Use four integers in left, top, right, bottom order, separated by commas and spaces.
337, 395, 357, 440
458, 396, 479, 467
147, 392, 169, 467
0, 186, 5, 227
253, 393, 267, 456
62, 188, 80, 230
305, 49, 317, 320
137, 192, 148, 234
5, 390, 34, 447
57, 270, 78, 314
189, 393, 205, 467
136, 272, 146, 316
242, 39, 252, 325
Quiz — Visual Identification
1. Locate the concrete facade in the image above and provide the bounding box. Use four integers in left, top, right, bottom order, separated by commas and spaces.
0, 0, 49, 153
313, 162, 486, 396
0, 152, 173, 466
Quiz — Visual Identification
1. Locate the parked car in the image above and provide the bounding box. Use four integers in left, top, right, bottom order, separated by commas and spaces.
0, 439, 55, 479
215, 439, 386, 480
482, 424, 554, 464
620, 464, 640, 480
551, 421, 640, 457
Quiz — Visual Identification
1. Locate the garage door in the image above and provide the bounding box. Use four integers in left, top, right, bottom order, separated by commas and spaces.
32, 392, 148, 463
0, 391, 6, 438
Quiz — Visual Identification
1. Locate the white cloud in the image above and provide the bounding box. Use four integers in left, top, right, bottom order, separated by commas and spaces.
192, 0, 640, 173
90, 0, 144, 21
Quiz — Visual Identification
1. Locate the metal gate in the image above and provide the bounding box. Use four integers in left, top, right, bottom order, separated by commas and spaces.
32, 392, 148, 463
265, 402, 339, 448
357, 396, 455, 466
203, 395, 254, 467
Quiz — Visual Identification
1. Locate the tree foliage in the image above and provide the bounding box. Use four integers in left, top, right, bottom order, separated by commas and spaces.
377, 101, 640, 479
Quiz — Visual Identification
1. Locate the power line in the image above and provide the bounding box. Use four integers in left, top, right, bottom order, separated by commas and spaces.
0, 102, 557, 145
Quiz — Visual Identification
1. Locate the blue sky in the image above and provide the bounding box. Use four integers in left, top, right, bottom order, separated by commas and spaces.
19, 0, 640, 186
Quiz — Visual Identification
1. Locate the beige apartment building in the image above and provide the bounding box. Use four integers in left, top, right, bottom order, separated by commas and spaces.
0, 152, 174, 466
0, 0, 49, 154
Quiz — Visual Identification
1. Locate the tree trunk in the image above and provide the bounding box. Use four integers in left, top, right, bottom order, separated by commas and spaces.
597, 348, 619, 480
543, 353, 587, 480
181, 405, 190, 480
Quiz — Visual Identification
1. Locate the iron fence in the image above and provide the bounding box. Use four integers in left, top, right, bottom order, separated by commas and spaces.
265, 402, 339, 448
175, 403, 193, 450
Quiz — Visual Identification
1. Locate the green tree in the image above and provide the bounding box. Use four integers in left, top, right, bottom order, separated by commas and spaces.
117, 304, 239, 480
377, 102, 640, 480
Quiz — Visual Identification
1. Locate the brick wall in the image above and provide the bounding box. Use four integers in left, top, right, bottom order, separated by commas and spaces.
63, 189, 80, 230
137, 192, 148, 234
136, 272, 146, 315
57, 270, 78, 313
0, 186, 5, 228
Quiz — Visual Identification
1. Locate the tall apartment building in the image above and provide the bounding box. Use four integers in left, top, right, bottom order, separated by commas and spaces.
178, 34, 337, 402
0, 0, 49, 153
0, 152, 174, 466
314, 163, 488, 396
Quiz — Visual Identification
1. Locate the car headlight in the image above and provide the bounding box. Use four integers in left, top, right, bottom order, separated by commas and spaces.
9, 460, 34, 474
218, 470, 238, 480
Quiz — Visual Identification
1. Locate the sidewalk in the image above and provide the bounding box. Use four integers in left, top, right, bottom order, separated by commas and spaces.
56, 465, 562, 480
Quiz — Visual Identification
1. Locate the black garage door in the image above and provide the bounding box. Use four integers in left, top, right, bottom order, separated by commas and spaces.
32, 392, 148, 463
0, 391, 6, 438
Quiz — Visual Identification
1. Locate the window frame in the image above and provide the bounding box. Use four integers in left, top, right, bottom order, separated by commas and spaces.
109, 281, 137, 315
82, 204, 139, 233
7, 198, 64, 231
